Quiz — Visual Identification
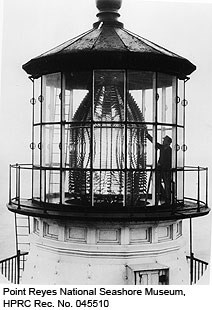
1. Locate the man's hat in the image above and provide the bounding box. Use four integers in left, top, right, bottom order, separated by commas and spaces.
164, 135, 172, 144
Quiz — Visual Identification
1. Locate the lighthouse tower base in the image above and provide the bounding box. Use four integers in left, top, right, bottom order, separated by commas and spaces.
22, 218, 189, 285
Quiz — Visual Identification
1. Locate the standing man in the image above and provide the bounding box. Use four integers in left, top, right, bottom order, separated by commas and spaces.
146, 133, 172, 204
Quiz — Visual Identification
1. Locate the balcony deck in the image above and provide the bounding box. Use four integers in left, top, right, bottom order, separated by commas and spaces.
7, 198, 210, 221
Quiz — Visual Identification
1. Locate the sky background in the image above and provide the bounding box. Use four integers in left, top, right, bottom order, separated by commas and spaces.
0, 0, 212, 291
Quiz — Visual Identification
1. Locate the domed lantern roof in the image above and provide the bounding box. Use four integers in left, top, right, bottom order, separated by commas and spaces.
23, 0, 196, 79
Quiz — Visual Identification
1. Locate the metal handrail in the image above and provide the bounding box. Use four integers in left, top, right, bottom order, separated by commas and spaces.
8, 163, 208, 209
186, 253, 209, 284
9, 163, 208, 171
0, 251, 29, 284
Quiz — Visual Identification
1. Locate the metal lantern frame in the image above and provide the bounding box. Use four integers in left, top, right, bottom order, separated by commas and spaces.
8, 69, 209, 220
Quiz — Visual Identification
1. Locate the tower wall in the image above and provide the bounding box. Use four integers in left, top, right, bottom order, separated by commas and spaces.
22, 218, 189, 284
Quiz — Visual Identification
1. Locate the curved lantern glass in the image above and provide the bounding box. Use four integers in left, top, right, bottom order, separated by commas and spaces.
33, 70, 185, 208
66, 70, 147, 207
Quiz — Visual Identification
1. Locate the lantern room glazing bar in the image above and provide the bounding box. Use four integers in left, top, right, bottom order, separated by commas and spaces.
21, 70, 207, 211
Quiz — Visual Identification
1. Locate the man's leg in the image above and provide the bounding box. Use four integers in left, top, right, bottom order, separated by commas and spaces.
163, 172, 171, 204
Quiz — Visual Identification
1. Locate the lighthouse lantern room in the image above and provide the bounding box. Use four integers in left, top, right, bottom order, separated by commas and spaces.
7, 0, 210, 285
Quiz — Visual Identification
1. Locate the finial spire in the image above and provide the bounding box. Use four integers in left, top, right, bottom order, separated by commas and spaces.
94, 0, 123, 28
96, 0, 122, 13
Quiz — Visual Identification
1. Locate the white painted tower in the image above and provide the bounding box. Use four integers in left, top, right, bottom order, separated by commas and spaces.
8, 0, 210, 285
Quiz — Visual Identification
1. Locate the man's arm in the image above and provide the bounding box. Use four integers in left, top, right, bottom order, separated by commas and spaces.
146, 132, 162, 149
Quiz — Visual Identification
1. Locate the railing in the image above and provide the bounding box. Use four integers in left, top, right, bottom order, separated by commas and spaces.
8, 163, 208, 211
186, 253, 209, 284
0, 251, 28, 284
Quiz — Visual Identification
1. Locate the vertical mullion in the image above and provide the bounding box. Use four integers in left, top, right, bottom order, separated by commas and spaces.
175, 77, 178, 204
66, 89, 73, 167
42, 76, 47, 202
40, 76, 43, 203
142, 89, 146, 118
60, 73, 65, 204
172, 76, 177, 204
124, 70, 127, 207
183, 80, 186, 204
49, 86, 55, 167
161, 87, 166, 139
91, 71, 94, 207
110, 125, 113, 193
32, 78, 35, 200
99, 124, 102, 194
153, 72, 157, 206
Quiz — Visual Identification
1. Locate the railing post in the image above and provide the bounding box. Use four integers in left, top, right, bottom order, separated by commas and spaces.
17, 250, 21, 284
206, 167, 208, 207
190, 252, 194, 285
15, 163, 18, 201
18, 165, 21, 209
32, 165, 34, 201
9, 164, 12, 204
197, 166, 200, 212
44, 169, 47, 203
43, 168, 47, 214
189, 218, 193, 285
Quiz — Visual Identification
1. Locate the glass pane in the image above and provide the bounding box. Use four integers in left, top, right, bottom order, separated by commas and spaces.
34, 125, 40, 166
34, 78, 41, 124
65, 71, 92, 123
127, 124, 146, 169
68, 124, 91, 169
143, 124, 153, 168
94, 70, 125, 122
176, 170, 183, 202
67, 121, 91, 203
128, 71, 154, 122
33, 168, 40, 201
177, 79, 185, 127
93, 171, 124, 206
42, 73, 61, 123
45, 170, 60, 203
93, 124, 124, 169
93, 123, 124, 206
67, 170, 91, 204
126, 170, 147, 206
42, 124, 60, 167
64, 125, 71, 168
157, 73, 175, 125
20, 168, 31, 200
177, 127, 184, 201
177, 127, 184, 168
